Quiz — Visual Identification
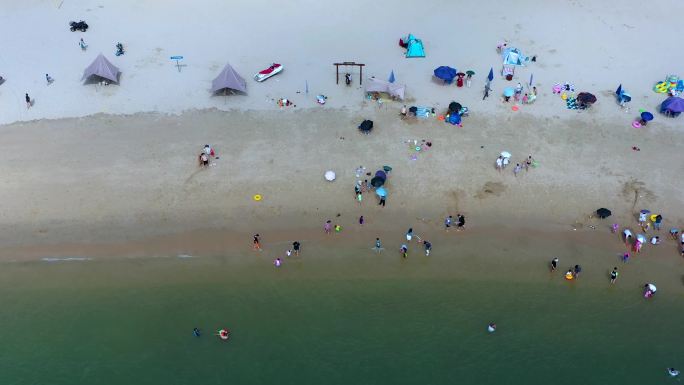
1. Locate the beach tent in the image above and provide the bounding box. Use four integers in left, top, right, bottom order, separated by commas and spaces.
365, 77, 405, 100
404, 34, 425, 58
660, 96, 684, 116
211, 63, 247, 94
502, 47, 529, 66
82, 53, 120, 83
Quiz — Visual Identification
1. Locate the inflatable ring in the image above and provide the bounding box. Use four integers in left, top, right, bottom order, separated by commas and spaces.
650, 214, 658, 222
253, 194, 262, 201
565, 272, 574, 280
438, 115, 445, 121
632, 121, 642, 128
654, 82, 668, 93
218, 329, 230, 341
512, 105, 519, 111
415, 146, 421, 151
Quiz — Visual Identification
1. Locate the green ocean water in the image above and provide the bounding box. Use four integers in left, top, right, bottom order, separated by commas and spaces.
0, 252, 682, 385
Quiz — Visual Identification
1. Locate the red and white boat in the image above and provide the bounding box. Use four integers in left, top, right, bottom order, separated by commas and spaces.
254, 63, 283, 82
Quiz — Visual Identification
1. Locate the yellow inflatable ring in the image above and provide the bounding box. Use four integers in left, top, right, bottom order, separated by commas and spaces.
565, 272, 574, 280
654, 82, 668, 93
253, 194, 262, 201
650, 214, 658, 222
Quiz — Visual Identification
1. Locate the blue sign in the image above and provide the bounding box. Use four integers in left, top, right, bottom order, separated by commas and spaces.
170, 56, 183, 60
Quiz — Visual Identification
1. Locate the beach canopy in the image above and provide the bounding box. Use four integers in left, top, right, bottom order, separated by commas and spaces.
660, 96, 684, 115
211, 63, 247, 94
405, 34, 425, 58
82, 53, 120, 83
596, 208, 612, 218
365, 77, 405, 100
434, 66, 457, 83
502, 47, 529, 66
448, 102, 462, 113
375, 186, 387, 197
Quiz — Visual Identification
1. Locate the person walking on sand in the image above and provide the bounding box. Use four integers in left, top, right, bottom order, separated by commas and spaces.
457, 214, 466, 230
292, 241, 301, 256
400, 244, 408, 259
623, 229, 633, 246
622, 252, 629, 263
324, 220, 332, 234
610, 267, 619, 284
611, 223, 619, 233
45, 74, 54, 85
495, 156, 503, 171
423, 240, 432, 256
25, 93, 31, 109
524, 155, 534, 171
79, 38, 87, 50
654, 215, 662, 231
198, 153, 209, 167
359, 215, 364, 225
253, 234, 261, 251
513, 163, 522, 176
406, 228, 413, 242
551, 257, 559, 271
445, 215, 453, 231
670, 228, 679, 240
374, 238, 383, 253
379, 196, 386, 207
483, 82, 491, 100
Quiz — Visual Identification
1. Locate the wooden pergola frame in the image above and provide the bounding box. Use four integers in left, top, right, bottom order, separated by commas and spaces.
333, 62, 365, 85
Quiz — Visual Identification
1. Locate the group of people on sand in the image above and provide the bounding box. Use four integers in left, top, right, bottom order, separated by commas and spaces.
617, 211, 682, 256
444, 214, 466, 231
197, 144, 216, 167
400, 228, 432, 258
495, 154, 535, 177
252, 234, 302, 267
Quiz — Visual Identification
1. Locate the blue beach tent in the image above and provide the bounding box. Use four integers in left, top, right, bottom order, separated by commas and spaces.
405, 34, 425, 58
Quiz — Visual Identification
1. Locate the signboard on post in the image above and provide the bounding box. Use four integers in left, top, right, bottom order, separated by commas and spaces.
170, 56, 184, 72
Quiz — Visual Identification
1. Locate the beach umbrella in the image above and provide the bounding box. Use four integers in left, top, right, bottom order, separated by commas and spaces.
382, 165, 393, 172
647, 283, 657, 292
324, 170, 336, 181
503, 87, 515, 97
660, 97, 684, 114
500, 151, 511, 158
636, 234, 646, 243
389, 70, 396, 83
615, 84, 622, 96
456, 72, 466, 78
529, 73, 534, 87
640, 209, 651, 214
487, 67, 494, 82
375, 186, 387, 197
596, 208, 612, 218
466, 70, 475, 76
375, 170, 387, 180
448, 102, 462, 113
641, 111, 654, 122
370, 176, 385, 187
434, 66, 457, 83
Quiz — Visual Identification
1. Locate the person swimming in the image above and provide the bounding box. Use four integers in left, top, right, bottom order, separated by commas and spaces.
668, 368, 680, 377
193, 328, 201, 337
274, 258, 282, 267
487, 323, 496, 333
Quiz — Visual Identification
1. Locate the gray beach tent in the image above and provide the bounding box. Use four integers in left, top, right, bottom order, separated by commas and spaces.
211, 63, 247, 94
82, 53, 120, 83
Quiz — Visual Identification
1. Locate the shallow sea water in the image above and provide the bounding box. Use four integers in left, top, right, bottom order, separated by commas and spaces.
0, 244, 682, 385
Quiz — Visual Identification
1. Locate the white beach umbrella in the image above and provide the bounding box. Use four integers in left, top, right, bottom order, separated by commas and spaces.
500, 151, 511, 159
636, 234, 646, 243
324, 170, 336, 181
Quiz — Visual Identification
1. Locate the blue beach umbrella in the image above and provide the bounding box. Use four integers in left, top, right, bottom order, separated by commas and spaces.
375, 186, 387, 197
615, 84, 622, 96
389, 70, 396, 83
434, 66, 457, 83
487, 67, 494, 82
503, 87, 515, 97
641, 111, 654, 121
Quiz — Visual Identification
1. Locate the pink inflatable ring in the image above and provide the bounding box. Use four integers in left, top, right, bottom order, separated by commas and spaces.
632, 121, 642, 128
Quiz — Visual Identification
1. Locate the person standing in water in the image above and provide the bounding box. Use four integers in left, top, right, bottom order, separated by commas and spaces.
253, 234, 261, 251
551, 257, 559, 271
292, 241, 301, 256
400, 244, 408, 258
610, 267, 619, 284
406, 228, 413, 242
574, 264, 582, 279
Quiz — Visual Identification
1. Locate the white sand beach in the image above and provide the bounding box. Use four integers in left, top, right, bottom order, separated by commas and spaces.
0, 0, 683, 257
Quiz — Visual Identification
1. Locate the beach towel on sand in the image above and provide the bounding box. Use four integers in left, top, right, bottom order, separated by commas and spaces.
566, 97, 578, 110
